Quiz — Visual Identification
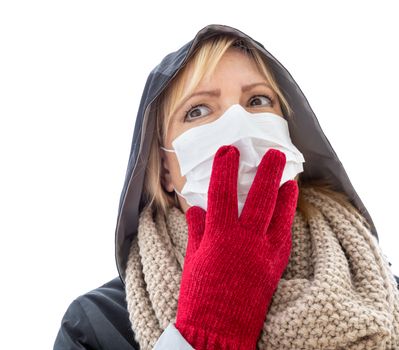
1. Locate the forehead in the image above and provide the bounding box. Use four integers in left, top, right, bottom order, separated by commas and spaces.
189, 48, 265, 89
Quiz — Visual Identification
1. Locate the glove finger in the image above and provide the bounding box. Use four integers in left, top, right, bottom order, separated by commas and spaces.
239, 148, 286, 233
207, 145, 239, 228
267, 180, 299, 250
185, 206, 206, 261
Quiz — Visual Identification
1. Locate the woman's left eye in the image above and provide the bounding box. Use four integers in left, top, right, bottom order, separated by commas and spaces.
248, 95, 273, 107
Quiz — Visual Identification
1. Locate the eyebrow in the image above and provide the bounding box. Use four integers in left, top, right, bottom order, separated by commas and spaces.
175, 82, 272, 112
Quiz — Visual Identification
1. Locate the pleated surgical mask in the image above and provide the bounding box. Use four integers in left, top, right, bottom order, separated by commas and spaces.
161, 103, 305, 215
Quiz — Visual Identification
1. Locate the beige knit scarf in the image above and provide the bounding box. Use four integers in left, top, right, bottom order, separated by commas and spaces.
124, 187, 399, 349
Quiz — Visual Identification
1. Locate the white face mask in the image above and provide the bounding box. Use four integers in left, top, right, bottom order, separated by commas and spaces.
161, 103, 305, 215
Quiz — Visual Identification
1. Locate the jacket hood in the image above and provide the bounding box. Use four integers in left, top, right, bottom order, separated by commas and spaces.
114, 24, 379, 285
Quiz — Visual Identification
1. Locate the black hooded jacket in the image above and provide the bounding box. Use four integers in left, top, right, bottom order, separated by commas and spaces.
53, 24, 399, 349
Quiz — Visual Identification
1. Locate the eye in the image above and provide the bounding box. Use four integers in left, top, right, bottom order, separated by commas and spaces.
248, 95, 274, 107
184, 104, 211, 122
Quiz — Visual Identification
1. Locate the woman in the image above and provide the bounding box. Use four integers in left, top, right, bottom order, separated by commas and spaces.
54, 24, 399, 349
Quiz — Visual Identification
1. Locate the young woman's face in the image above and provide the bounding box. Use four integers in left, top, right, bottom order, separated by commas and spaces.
161, 47, 284, 213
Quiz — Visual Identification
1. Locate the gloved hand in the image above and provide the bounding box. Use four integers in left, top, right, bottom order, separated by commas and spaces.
175, 145, 299, 350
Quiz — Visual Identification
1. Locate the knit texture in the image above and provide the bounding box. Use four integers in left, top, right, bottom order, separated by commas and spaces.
124, 187, 399, 349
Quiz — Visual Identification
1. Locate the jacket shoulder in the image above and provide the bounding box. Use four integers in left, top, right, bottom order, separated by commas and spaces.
54, 277, 139, 350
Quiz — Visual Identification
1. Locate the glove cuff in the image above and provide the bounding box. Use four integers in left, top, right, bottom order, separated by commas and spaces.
175, 321, 258, 350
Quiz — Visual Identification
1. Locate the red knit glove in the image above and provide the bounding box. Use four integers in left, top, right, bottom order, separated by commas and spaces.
175, 145, 299, 350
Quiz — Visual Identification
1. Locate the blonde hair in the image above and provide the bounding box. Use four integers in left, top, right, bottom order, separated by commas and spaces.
141, 34, 368, 227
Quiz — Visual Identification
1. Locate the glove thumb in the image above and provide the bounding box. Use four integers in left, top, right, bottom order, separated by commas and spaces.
185, 206, 206, 261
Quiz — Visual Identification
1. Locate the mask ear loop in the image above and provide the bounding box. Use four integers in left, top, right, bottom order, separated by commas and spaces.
160, 146, 175, 152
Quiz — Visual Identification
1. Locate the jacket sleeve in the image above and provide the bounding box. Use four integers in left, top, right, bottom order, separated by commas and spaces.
153, 323, 194, 350
53, 299, 101, 350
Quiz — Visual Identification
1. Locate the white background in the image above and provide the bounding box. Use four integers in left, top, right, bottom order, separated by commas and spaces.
1, 1, 398, 348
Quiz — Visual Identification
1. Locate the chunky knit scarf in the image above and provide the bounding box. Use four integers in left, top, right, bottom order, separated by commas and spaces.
124, 187, 399, 349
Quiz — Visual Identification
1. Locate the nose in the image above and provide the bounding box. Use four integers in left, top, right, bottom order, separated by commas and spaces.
220, 101, 242, 116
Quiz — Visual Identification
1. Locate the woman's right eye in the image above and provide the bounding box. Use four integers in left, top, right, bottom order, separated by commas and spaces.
184, 104, 211, 122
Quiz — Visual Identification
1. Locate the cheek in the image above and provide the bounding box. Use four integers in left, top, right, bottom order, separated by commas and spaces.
167, 154, 186, 186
